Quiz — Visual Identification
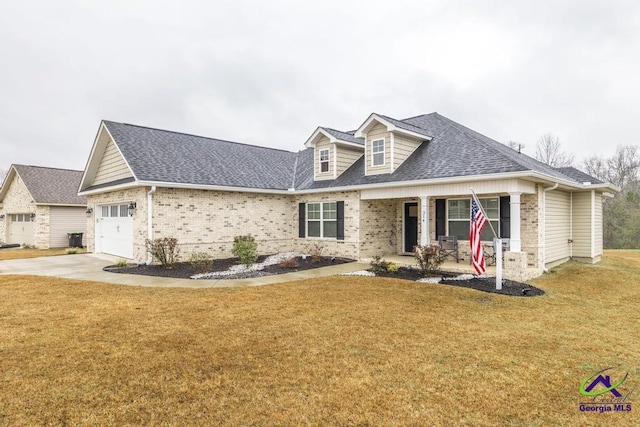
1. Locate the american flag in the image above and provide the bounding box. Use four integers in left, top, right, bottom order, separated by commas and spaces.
470, 194, 488, 275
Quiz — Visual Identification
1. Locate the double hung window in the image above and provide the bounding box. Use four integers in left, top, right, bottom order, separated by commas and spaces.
307, 202, 337, 238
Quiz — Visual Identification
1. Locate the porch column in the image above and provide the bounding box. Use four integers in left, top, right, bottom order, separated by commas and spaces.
420, 196, 429, 245
509, 192, 522, 252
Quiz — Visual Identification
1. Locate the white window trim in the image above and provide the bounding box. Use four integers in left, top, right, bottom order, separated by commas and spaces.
371, 138, 385, 167
319, 148, 330, 173
446, 197, 500, 242
306, 201, 337, 239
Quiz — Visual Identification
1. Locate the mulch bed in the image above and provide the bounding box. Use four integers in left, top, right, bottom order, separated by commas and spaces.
375, 267, 544, 297
104, 255, 354, 280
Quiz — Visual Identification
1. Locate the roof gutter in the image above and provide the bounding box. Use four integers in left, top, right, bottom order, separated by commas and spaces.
146, 185, 156, 265
77, 170, 618, 198
541, 182, 559, 272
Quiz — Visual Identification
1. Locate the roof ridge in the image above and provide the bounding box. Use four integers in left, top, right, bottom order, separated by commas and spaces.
104, 120, 297, 155
400, 112, 438, 123
290, 151, 300, 189
431, 114, 532, 169
13, 164, 83, 173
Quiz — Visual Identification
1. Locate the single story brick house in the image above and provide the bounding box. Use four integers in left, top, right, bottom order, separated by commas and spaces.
78, 112, 616, 280
0, 165, 87, 247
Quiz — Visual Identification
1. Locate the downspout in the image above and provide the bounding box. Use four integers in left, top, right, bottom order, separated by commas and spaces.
541, 182, 559, 272
146, 185, 156, 265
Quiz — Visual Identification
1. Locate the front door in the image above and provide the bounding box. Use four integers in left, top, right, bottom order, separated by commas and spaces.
404, 202, 418, 253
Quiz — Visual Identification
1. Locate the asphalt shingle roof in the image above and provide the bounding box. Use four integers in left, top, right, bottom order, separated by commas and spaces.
554, 167, 604, 184
376, 113, 433, 139
99, 113, 603, 192
103, 121, 299, 190
320, 127, 364, 145
12, 165, 86, 205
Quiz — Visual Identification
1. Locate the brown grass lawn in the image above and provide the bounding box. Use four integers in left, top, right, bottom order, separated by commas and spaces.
0, 247, 86, 261
1, 251, 639, 426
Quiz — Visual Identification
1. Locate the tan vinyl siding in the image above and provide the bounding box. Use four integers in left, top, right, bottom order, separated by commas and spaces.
93, 140, 133, 186
594, 192, 603, 256
571, 192, 592, 258
393, 133, 421, 170
545, 190, 571, 265
49, 207, 88, 247
336, 146, 363, 176
314, 136, 333, 181
366, 122, 391, 175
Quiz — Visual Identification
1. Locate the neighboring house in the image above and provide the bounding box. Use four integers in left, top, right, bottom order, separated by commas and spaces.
78, 113, 617, 280
0, 165, 87, 247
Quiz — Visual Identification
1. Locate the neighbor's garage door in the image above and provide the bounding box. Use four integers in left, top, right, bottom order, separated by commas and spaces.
50, 207, 88, 248
8, 214, 34, 245
96, 204, 133, 259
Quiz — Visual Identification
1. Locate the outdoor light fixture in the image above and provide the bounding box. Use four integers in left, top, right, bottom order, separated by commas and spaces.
0, 214, 4, 221
128, 202, 137, 217
30, 213, 35, 220
86, 208, 93, 218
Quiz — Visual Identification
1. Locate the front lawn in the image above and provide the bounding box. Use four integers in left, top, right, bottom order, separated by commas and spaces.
1, 251, 639, 425
0, 247, 86, 261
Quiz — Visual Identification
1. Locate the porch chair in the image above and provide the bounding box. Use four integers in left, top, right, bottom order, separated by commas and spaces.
438, 235, 459, 263
484, 239, 510, 266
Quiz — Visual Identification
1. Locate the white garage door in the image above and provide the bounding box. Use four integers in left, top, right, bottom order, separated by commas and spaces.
96, 204, 133, 259
8, 214, 34, 245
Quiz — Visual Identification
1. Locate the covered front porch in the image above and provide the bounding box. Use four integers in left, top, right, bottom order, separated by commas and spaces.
357, 177, 543, 281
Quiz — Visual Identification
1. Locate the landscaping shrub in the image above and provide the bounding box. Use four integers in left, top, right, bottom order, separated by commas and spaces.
189, 252, 213, 274
146, 237, 180, 269
232, 235, 258, 266
414, 244, 445, 275
369, 256, 399, 274
386, 262, 399, 273
308, 241, 325, 263
278, 257, 300, 268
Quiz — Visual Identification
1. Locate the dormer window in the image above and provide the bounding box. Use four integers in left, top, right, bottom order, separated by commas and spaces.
372, 139, 385, 166
319, 149, 330, 173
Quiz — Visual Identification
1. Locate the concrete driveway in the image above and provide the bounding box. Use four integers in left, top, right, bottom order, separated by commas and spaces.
0, 253, 369, 288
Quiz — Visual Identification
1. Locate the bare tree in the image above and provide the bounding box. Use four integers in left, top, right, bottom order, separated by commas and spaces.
583, 145, 640, 249
534, 133, 575, 167
0, 168, 7, 186
584, 146, 640, 190
583, 155, 608, 182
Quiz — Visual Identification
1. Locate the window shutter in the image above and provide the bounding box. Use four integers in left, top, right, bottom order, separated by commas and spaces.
336, 201, 345, 240
299, 203, 306, 238
435, 199, 446, 238
500, 196, 511, 238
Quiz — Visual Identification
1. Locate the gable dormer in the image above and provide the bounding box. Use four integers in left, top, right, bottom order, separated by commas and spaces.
354, 113, 432, 176
304, 127, 364, 181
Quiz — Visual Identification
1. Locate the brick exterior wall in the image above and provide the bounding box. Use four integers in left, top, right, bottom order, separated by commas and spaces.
360, 198, 397, 258
152, 188, 294, 261
34, 205, 50, 248
0, 174, 44, 247
293, 191, 360, 259
83, 183, 556, 281
521, 189, 541, 268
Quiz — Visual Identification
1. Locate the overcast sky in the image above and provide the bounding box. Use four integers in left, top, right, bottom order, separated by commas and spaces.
1, 0, 638, 173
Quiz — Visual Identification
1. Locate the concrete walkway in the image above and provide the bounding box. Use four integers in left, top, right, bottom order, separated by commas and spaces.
0, 253, 370, 288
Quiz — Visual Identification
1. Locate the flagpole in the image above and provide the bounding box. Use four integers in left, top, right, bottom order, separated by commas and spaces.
470, 188, 502, 290
470, 188, 497, 239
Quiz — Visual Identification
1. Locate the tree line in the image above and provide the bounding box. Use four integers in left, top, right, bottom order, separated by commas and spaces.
517, 134, 639, 249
